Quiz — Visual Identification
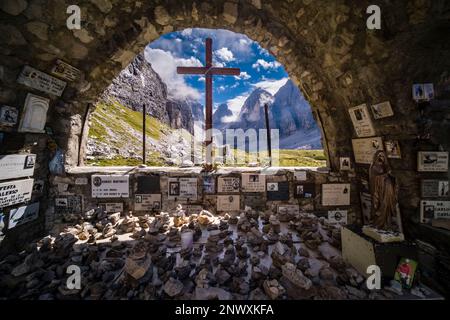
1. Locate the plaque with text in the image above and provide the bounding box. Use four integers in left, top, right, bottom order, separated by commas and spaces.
75, 177, 88, 185
91, 175, 130, 198
420, 200, 450, 223
417, 152, 449, 172
267, 181, 290, 201
371, 101, 394, 119
0, 178, 33, 208
17, 65, 67, 97
136, 175, 160, 194
202, 175, 215, 194
217, 195, 240, 211
328, 210, 348, 224
421, 180, 449, 198
349, 104, 375, 138
242, 173, 266, 192
217, 177, 240, 193
294, 170, 307, 181
185, 205, 203, 215
55, 195, 82, 215
294, 183, 316, 199
8, 202, 39, 229
168, 177, 198, 200
135, 194, 161, 211
277, 204, 300, 215
0, 154, 36, 181
51, 59, 81, 82
100, 202, 123, 213
352, 137, 383, 164
322, 184, 351, 206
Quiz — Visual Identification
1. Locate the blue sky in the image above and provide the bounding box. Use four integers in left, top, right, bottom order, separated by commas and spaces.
145, 28, 289, 121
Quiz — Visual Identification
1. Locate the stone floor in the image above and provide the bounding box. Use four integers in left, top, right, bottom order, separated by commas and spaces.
0, 206, 427, 300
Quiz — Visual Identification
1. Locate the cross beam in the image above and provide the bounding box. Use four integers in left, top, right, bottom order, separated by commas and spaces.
177, 38, 240, 167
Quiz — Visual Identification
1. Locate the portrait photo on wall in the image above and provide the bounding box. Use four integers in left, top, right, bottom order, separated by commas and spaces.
384, 140, 402, 159
169, 181, 180, 196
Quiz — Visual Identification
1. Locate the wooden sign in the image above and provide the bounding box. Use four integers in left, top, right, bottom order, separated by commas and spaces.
100, 202, 123, 213
294, 170, 307, 181
18, 93, 49, 133
136, 175, 160, 194
352, 137, 384, 164
348, 104, 376, 137
0, 154, 36, 181
328, 210, 348, 224
277, 204, 300, 215
413, 83, 434, 101
135, 194, 161, 211
267, 181, 290, 201
217, 195, 240, 211
8, 202, 39, 229
55, 195, 82, 215
167, 177, 197, 200
243, 194, 265, 210
0, 105, 18, 127
294, 183, 316, 199
0, 178, 33, 208
92, 175, 129, 198
417, 151, 449, 172
75, 177, 88, 185
340, 157, 351, 171
420, 200, 450, 223
202, 175, 215, 194
217, 177, 240, 193
17, 65, 67, 97
322, 184, 351, 206
51, 60, 81, 82
371, 101, 394, 119
242, 173, 266, 192
421, 180, 449, 198
384, 140, 401, 159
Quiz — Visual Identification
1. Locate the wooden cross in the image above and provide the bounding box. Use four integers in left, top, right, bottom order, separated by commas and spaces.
177, 38, 240, 167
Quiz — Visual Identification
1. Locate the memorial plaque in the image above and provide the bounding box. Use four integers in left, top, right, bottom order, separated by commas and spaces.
267, 181, 290, 201
75, 177, 88, 185
0, 105, 18, 127
217, 177, 240, 193
420, 200, 450, 223
371, 101, 394, 119
136, 175, 160, 194
340, 157, 351, 171
100, 202, 123, 213
17, 65, 67, 97
0, 154, 36, 181
352, 137, 383, 164
217, 195, 240, 212
294, 170, 307, 181
277, 204, 300, 215
413, 83, 434, 101
242, 173, 266, 192
294, 183, 316, 199
421, 180, 449, 198
328, 210, 348, 224
167, 177, 197, 200
202, 175, 215, 194
51, 59, 82, 82
135, 194, 161, 211
244, 194, 265, 210
55, 195, 82, 215
360, 192, 372, 224
185, 205, 203, 215
417, 151, 449, 172
0, 178, 33, 208
322, 184, 351, 206
348, 104, 376, 138
18, 93, 49, 133
91, 175, 130, 198
385, 140, 401, 159
8, 202, 39, 229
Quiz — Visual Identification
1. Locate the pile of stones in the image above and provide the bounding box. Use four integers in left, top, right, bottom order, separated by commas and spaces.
0, 206, 402, 300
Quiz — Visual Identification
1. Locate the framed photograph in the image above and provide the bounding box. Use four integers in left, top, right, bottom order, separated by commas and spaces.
294, 183, 315, 199
417, 151, 449, 172
412, 84, 425, 101
267, 182, 278, 191
340, 157, 351, 171
371, 101, 394, 119
394, 258, 418, 289
0, 105, 19, 127
423, 83, 435, 100
169, 181, 180, 196
384, 140, 401, 159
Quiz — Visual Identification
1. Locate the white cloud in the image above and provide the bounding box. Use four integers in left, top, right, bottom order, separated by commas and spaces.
144, 48, 202, 101
217, 85, 226, 92
198, 76, 205, 82
252, 77, 289, 95
226, 92, 251, 120
215, 47, 235, 62
252, 59, 282, 70
234, 71, 251, 81
181, 28, 192, 37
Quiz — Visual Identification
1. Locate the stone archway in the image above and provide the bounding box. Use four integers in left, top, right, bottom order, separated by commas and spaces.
1, 0, 450, 283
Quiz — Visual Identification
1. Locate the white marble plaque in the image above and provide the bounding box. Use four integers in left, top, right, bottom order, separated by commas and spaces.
168, 178, 198, 200
17, 65, 67, 97
294, 170, 307, 181
75, 177, 88, 185
18, 93, 49, 133
0, 178, 34, 208
0, 154, 36, 181
421, 180, 449, 198
241, 173, 266, 192
217, 195, 240, 211
217, 177, 240, 193
8, 202, 39, 229
352, 137, 383, 164
100, 202, 123, 213
348, 104, 376, 137
417, 152, 449, 172
91, 175, 129, 198
322, 183, 350, 206
420, 200, 450, 223
371, 101, 394, 119
51, 60, 81, 82
135, 194, 161, 211
277, 204, 300, 215
328, 210, 348, 224
0, 105, 18, 127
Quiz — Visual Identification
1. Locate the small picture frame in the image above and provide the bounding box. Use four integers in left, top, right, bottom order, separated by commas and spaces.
340, 157, 351, 171
384, 140, 401, 159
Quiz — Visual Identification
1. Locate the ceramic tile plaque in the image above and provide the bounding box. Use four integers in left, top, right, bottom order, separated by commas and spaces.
100, 202, 123, 213
91, 175, 130, 198
417, 152, 449, 172
167, 177, 198, 200
0, 154, 36, 181
0, 178, 33, 208
241, 173, 266, 192
322, 184, 351, 206
134, 194, 161, 211
420, 200, 450, 223
328, 210, 348, 224
421, 180, 449, 198
217, 195, 240, 211
352, 137, 384, 164
348, 104, 376, 138
217, 177, 240, 193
